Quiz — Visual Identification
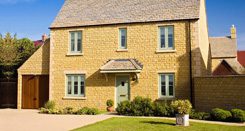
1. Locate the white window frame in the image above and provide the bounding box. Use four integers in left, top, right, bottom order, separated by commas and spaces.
119, 28, 127, 49
69, 31, 82, 53
159, 73, 175, 98
66, 74, 85, 97
158, 26, 174, 50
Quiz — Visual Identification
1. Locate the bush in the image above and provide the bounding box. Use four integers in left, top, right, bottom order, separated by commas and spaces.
62, 107, 74, 114
211, 108, 232, 121
106, 99, 114, 107
170, 100, 192, 115
190, 110, 211, 120
44, 101, 56, 110
116, 100, 131, 115
153, 102, 174, 117
231, 109, 245, 122
87, 108, 99, 115
77, 107, 99, 115
40, 107, 62, 114
130, 96, 154, 116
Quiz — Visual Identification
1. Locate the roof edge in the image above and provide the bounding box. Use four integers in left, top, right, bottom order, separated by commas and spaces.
49, 18, 199, 29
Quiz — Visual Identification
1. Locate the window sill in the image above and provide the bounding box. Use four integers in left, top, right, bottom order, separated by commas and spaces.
116, 49, 128, 52
156, 50, 176, 53
62, 97, 87, 100
66, 53, 84, 56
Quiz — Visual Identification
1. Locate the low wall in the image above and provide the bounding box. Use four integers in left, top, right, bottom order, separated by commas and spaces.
194, 76, 245, 112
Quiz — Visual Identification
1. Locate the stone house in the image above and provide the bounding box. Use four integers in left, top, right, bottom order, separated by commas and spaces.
210, 25, 245, 76
17, 0, 210, 110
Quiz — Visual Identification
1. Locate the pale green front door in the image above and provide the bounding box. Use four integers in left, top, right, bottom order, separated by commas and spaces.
116, 76, 130, 105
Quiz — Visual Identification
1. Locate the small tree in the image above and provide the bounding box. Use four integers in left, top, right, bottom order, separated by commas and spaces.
0, 33, 37, 79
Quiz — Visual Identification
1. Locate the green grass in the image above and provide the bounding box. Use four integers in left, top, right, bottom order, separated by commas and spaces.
72, 117, 245, 131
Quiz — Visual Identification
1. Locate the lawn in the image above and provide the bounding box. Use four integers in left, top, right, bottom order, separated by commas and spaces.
73, 117, 245, 131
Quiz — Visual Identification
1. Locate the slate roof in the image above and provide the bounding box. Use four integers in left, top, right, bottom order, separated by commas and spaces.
209, 37, 237, 58
51, 0, 200, 28
100, 59, 143, 72
224, 59, 245, 74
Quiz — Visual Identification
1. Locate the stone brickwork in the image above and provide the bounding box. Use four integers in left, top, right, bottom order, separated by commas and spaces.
17, 40, 50, 109
194, 76, 245, 112
50, 21, 197, 110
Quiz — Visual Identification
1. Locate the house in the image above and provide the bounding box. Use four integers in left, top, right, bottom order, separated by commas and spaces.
237, 51, 245, 67
210, 25, 245, 75
33, 34, 48, 47
17, 0, 210, 109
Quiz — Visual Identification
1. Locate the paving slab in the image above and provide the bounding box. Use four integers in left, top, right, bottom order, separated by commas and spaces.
0, 109, 112, 131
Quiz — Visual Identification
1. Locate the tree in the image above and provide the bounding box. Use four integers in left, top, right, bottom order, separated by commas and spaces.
0, 33, 38, 79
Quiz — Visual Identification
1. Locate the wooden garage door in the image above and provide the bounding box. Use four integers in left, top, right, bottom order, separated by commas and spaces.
22, 75, 49, 109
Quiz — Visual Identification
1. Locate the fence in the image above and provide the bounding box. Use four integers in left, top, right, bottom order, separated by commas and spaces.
0, 79, 17, 108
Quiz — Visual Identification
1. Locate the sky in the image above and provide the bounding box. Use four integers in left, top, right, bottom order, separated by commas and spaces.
0, 0, 245, 50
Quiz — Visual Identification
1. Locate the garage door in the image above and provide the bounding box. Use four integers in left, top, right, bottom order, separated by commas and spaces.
22, 75, 49, 109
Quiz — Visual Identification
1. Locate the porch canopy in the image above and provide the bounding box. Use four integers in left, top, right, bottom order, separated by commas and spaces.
100, 59, 143, 74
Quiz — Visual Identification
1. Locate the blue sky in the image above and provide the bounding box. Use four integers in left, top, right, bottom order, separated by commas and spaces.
0, 0, 245, 50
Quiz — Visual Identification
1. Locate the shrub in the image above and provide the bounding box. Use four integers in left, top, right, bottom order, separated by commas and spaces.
106, 99, 114, 107
153, 102, 172, 117
77, 107, 90, 115
44, 101, 56, 110
170, 100, 192, 115
63, 107, 74, 114
87, 108, 99, 115
231, 109, 245, 122
190, 110, 211, 120
130, 96, 154, 116
40, 107, 62, 114
211, 108, 232, 121
77, 107, 99, 115
116, 100, 131, 115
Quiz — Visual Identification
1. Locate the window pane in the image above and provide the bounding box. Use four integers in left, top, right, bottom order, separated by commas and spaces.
120, 29, 127, 49
74, 76, 78, 95
81, 82, 84, 95
168, 27, 173, 48
169, 75, 174, 96
70, 33, 75, 52
67, 76, 72, 95
77, 32, 82, 52
160, 27, 165, 48
161, 75, 166, 96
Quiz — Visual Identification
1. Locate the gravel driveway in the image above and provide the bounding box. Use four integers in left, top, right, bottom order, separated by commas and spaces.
0, 109, 112, 131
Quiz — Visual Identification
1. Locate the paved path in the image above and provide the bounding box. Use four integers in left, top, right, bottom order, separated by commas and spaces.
107, 113, 245, 127
0, 109, 112, 131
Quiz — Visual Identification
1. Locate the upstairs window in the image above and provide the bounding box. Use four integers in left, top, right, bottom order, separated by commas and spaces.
159, 26, 174, 50
119, 28, 127, 49
70, 31, 82, 53
159, 74, 175, 98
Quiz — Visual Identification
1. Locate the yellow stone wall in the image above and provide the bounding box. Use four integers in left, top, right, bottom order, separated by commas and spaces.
50, 21, 199, 110
17, 40, 50, 109
194, 76, 245, 112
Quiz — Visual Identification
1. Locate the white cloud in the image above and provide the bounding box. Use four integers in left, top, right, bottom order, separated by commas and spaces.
0, 0, 36, 4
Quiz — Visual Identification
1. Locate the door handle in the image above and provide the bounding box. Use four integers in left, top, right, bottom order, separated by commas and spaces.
33, 98, 37, 101
120, 95, 126, 97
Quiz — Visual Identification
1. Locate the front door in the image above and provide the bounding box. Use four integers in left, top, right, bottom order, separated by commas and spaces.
116, 76, 130, 105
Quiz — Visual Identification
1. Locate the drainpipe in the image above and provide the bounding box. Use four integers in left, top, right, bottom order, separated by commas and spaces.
188, 20, 194, 107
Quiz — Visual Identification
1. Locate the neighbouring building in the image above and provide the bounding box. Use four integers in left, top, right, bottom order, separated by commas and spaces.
238, 51, 245, 67
18, 0, 211, 110
210, 25, 245, 76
